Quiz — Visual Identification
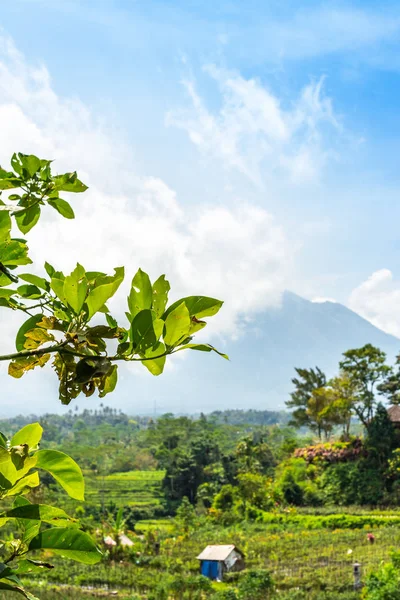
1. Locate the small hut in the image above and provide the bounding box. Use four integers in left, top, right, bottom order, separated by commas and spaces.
388, 405, 400, 429
196, 544, 245, 581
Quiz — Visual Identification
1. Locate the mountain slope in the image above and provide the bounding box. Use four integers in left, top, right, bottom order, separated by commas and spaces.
133, 291, 400, 414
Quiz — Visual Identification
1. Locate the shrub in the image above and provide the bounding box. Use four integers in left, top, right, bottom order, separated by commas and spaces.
238, 569, 275, 600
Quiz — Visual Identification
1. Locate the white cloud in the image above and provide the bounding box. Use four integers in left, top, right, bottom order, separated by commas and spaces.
166, 66, 341, 185
348, 269, 400, 338
312, 297, 337, 304
0, 34, 292, 353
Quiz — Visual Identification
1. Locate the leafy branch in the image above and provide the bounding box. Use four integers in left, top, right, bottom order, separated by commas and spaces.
0, 152, 228, 405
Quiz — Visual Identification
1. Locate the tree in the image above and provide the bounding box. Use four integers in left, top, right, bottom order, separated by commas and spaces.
0, 152, 227, 597
306, 387, 337, 439
327, 373, 357, 438
339, 344, 391, 428
175, 496, 196, 536
378, 353, 400, 404
286, 367, 327, 429
306, 374, 357, 440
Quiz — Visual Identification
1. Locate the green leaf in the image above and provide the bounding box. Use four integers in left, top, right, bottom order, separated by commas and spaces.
17, 284, 42, 299
15, 315, 43, 351
141, 342, 166, 376
35, 449, 84, 501
64, 264, 87, 314
50, 273, 67, 305
20, 155, 41, 177
0, 581, 39, 600
11, 423, 43, 449
0, 288, 13, 299
53, 172, 88, 193
164, 302, 191, 346
29, 528, 102, 564
131, 309, 163, 352
176, 343, 229, 360
0, 209, 11, 242
14, 559, 54, 575
18, 273, 49, 291
44, 262, 55, 277
106, 313, 118, 328
1, 503, 77, 527
5, 471, 40, 496
98, 365, 118, 398
0, 239, 31, 266
163, 296, 223, 320
13, 497, 41, 545
48, 198, 75, 219
128, 268, 152, 319
86, 267, 124, 319
15, 204, 41, 234
152, 274, 170, 317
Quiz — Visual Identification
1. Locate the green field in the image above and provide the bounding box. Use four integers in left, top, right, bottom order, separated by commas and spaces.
13, 509, 400, 599
84, 470, 165, 509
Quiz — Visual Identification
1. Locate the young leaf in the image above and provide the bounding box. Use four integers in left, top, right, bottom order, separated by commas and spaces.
163, 296, 223, 320
20, 154, 41, 177
44, 262, 55, 277
131, 309, 163, 352
29, 528, 102, 564
1, 503, 77, 527
152, 274, 170, 317
13, 497, 41, 545
35, 449, 84, 501
0, 581, 39, 600
50, 272, 67, 305
176, 343, 229, 360
18, 273, 49, 291
5, 471, 40, 496
86, 267, 124, 319
17, 284, 42, 299
53, 173, 88, 193
141, 341, 166, 376
15, 204, 41, 234
128, 268, 152, 319
48, 198, 75, 219
163, 302, 191, 346
11, 423, 43, 449
64, 264, 87, 314
0, 239, 31, 266
0, 209, 11, 242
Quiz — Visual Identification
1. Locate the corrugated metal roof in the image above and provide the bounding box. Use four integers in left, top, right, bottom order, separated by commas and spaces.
388, 405, 400, 423
196, 545, 238, 561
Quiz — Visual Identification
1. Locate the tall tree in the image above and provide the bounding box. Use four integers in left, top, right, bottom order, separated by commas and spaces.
286, 367, 326, 430
378, 353, 400, 404
306, 387, 337, 439
339, 344, 391, 428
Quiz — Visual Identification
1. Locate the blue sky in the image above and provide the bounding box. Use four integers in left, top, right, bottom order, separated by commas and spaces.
1, 0, 400, 414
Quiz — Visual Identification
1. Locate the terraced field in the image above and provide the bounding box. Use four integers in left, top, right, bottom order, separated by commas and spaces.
59, 470, 165, 514
85, 470, 165, 509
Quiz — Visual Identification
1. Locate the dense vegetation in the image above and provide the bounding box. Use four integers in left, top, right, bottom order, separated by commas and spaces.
2, 395, 400, 598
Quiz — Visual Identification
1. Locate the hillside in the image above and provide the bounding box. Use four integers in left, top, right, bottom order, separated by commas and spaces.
142, 291, 400, 414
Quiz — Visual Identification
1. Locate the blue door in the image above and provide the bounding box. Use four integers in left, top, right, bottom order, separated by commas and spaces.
201, 560, 220, 579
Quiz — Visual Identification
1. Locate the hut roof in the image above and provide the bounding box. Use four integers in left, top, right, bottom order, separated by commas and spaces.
196, 545, 242, 561
388, 405, 400, 423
